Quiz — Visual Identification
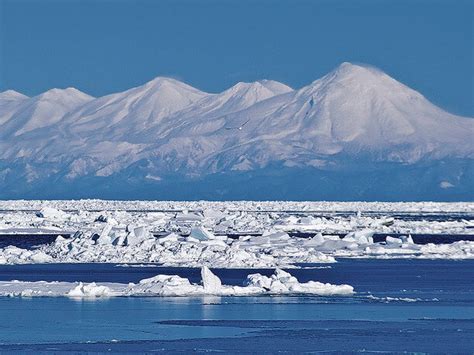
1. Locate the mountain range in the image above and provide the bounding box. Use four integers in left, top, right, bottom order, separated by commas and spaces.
1, 63, 473, 200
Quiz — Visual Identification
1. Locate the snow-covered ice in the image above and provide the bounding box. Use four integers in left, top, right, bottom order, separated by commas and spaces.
0, 200, 473, 266
0, 266, 354, 297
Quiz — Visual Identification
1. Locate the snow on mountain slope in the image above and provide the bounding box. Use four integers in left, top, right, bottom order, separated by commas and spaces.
51, 78, 293, 177
187, 79, 292, 124
201, 79, 292, 115
143, 79, 292, 141
0, 90, 28, 127
61, 77, 209, 141
0, 90, 27, 101
0, 88, 93, 138
291, 63, 473, 157
185, 62, 474, 171
0, 63, 472, 195
145, 63, 473, 174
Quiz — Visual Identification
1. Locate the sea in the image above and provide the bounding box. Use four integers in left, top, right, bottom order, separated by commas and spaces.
0, 258, 472, 353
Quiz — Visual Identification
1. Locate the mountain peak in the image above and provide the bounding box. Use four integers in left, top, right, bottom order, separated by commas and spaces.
2, 87, 94, 138
334, 61, 381, 74
226, 80, 292, 94
302, 62, 415, 100
258, 79, 293, 93
327, 62, 386, 82
221, 79, 292, 100
0, 64, 472, 199
337, 61, 366, 70
145, 76, 184, 87
142, 76, 207, 94
36, 87, 94, 101
0, 90, 28, 101
133, 76, 209, 102
194, 79, 292, 115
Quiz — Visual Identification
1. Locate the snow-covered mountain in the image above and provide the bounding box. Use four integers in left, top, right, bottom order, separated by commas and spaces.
0, 63, 472, 200
0, 90, 29, 128
61, 77, 209, 141
194, 62, 473, 169
0, 88, 93, 139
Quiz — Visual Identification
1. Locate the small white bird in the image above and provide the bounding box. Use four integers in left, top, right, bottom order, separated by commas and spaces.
225, 118, 250, 131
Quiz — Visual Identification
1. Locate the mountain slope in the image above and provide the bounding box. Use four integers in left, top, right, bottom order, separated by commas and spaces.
55, 78, 293, 177
0, 90, 29, 127
0, 88, 93, 139
143, 79, 293, 142
0, 63, 472, 199
62, 77, 209, 142
153, 63, 473, 173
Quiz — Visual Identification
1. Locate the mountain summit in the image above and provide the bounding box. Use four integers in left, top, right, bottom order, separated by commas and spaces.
215, 62, 473, 165
61, 77, 209, 140
0, 87, 93, 138
0, 63, 472, 200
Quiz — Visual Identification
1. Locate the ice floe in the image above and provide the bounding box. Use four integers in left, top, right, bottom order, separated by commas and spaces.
1, 201, 473, 238
365, 294, 440, 303
32, 227, 335, 267
0, 266, 354, 297
0, 200, 473, 266
0, 226, 473, 267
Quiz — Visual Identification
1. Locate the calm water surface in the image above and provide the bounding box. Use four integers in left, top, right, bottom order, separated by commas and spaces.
0, 259, 473, 353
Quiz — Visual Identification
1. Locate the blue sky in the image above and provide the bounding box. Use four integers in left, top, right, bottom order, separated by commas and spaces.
0, 0, 472, 116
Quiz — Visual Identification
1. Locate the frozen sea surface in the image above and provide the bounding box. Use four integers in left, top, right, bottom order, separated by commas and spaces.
0, 259, 473, 353
1, 201, 474, 266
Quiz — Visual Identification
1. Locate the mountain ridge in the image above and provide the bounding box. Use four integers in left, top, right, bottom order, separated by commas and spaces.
0, 62, 472, 200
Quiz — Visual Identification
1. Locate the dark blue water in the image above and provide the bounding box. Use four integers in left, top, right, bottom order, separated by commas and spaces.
0, 259, 473, 353
2, 232, 474, 249
0, 234, 61, 248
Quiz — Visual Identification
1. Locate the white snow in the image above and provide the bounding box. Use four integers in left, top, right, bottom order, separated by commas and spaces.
201, 265, 222, 292
0, 200, 473, 266
245, 268, 354, 295
36, 207, 70, 221
66, 282, 112, 297
1, 87, 93, 139
0, 266, 354, 297
1, 62, 472, 186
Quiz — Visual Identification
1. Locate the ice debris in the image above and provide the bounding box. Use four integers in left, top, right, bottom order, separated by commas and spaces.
0, 201, 473, 266
0, 267, 354, 297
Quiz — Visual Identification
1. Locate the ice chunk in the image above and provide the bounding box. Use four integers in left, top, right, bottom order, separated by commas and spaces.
175, 212, 202, 222
156, 233, 179, 244
386, 236, 403, 245
36, 207, 69, 221
29, 252, 53, 263
400, 234, 414, 244
304, 233, 325, 246
124, 226, 152, 246
344, 229, 374, 244
95, 224, 113, 245
67, 282, 111, 297
379, 218, 395, 227
131, 274, 198, 296
189, 226, 215, 241
0, 268, 354, 297
201, 266, 222, 292
245, 268, 354, 295
95, 214, 108, 223
0, 246, 53, 264
54, 236, 69, 245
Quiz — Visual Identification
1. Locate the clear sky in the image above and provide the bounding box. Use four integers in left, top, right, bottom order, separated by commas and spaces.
0, 0, 472, 116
